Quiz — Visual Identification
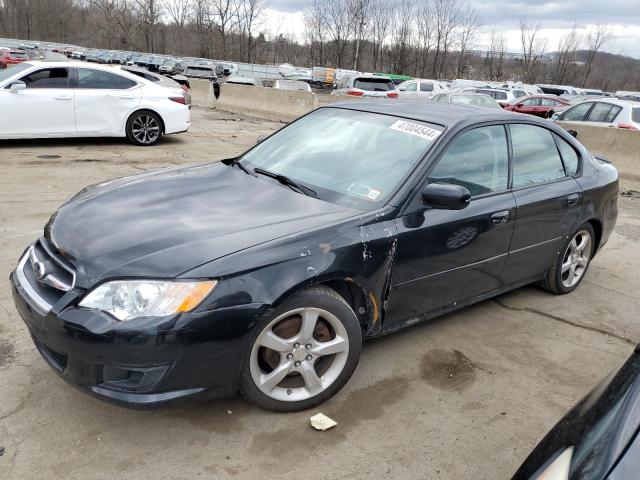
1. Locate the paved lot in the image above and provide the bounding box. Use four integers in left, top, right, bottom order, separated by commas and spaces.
1, 108, 639, 480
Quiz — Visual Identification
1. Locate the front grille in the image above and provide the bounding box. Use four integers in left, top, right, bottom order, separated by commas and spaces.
15, 238, 77, 315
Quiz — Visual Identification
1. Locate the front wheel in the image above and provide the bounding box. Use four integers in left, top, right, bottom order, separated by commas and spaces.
239, 286, 362, 412
126, 110, 163, 146
539, 223, 595, 294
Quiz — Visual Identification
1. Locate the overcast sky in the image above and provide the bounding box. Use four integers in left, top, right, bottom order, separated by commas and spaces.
262, 0, 640, 59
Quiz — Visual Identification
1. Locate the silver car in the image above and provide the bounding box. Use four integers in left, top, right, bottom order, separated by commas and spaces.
332, 74, 398, 99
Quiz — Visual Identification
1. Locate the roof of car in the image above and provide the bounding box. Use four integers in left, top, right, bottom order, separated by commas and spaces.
325, 100, 529, 128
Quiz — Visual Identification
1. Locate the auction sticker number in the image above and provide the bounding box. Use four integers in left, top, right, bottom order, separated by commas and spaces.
390, 120, 441, 141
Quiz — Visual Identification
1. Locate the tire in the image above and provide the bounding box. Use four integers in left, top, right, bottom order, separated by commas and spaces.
539, 223, 595, 294
126, 110, 163, 146
239, 286, 362, 412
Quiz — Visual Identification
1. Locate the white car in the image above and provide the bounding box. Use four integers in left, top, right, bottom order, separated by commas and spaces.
397, 78, 448, 99
0, 61, 189, 145
462, 87, 518, 106
553, 98, 640, 130
273, 79, 312, 92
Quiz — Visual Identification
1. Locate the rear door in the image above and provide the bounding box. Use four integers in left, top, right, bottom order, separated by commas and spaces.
73, 67, 142, 135
0, 67, 75, 137
584, 102, 623, 127
501, 124, 583, 285
558, 101, 595, 125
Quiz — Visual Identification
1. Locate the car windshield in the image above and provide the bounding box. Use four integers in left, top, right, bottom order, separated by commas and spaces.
239, 108, 443, 210
0, 62, 31, 83
451, 94, 499, 108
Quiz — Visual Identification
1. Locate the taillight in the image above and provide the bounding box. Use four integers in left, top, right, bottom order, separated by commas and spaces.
346, 89, 364, 96
617, 123, 638, 130
387, 91, 398, 98
169, 96, 186, 105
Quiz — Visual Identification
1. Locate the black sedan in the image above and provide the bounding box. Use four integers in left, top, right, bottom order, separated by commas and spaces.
10, 102, 618, 411
513, 345, 640, 480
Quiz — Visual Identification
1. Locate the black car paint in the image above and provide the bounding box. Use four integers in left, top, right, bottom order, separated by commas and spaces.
11, 102, 619, 406
513, 346, 640, 480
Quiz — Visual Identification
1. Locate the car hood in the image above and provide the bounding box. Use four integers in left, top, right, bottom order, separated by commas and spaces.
47, 162, 360, 288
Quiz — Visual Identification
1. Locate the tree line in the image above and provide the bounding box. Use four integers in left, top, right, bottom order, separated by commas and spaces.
1, 0, 638, 90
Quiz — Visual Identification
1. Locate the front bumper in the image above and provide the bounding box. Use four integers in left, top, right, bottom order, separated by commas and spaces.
10, 259, 265, 408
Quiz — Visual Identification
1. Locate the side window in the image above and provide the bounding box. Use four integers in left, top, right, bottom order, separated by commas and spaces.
77, 69, 137, 89
429, 125, 509, 196
605, 105, 622, 123
495, 91, 507, 100
554, 134, 580, 176
587, 102, 616, 122
419, 82, 433, 92
540, 99, 556, 106
522, 98, 539, 106
562, 102, 593, 121
20, 68, 69, 88
510, 124, 566, 187
404, 81, 417, 92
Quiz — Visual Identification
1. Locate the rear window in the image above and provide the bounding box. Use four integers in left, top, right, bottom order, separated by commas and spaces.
632, 108, 640, 123
354, 78, 394, 92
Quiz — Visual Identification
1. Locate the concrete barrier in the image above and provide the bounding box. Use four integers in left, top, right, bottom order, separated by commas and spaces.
189, 79, 216, 108
215, 83, 318, 122
557, 122, 640, 180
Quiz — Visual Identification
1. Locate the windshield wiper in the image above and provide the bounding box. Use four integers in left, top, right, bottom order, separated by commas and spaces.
253, 167, 318, 198
224, 158, 255, 176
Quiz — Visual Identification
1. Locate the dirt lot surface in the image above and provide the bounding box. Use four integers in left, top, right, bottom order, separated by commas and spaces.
1, 108, 640, 480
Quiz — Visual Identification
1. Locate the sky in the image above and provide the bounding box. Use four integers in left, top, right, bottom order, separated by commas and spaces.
261, 0, 640, 59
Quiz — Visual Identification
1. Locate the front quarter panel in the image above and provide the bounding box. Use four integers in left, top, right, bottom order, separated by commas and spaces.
185, 208, 399, 337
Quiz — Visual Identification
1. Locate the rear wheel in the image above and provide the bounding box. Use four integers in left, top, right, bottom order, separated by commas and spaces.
539, 223, 595, 294
126, 110, 162, 146
239, 286, 362, 412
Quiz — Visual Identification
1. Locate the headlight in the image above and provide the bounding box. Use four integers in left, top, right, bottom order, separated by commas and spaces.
79, 280, 217, 321
536, 447, 573, 480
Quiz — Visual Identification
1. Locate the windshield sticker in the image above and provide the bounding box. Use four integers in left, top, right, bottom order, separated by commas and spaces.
366, 189, 381, 200
390, 120, 441, 141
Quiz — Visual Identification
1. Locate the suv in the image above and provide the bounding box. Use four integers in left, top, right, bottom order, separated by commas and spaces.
463, 87, 517, 106
332, 74, 398, 99
397, 78, 448, 100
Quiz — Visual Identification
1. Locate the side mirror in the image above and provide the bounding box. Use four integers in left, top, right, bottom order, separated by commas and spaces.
422, 183, 471, 210
9, 81, 26, 92
567, 130, 578, 138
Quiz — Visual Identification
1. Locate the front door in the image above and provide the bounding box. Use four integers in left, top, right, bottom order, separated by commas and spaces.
501, 124, 583, 285
0, 67, 75, 137
387, 125, 516, 323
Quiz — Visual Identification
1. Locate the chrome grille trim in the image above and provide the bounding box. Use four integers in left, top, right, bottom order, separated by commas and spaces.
15, 248, 52, 315
37, 238, 76, 291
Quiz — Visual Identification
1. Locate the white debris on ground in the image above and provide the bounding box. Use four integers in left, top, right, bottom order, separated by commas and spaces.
310, 413, 338, 431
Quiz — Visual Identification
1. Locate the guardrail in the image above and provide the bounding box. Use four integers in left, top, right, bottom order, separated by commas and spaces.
557, 122, 640, 180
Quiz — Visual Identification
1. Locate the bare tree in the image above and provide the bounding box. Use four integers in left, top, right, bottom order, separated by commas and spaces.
582, 23, 614, 87
238, 0, 267, 62
552, 24, 580, 84
488, 29, 506, 80
350, 0, 371, 70
369, 0, 391, 71
322, 0, 354, 67
388, 0, 414, 74
304, 0, 328, 65
134, 0, 162, 52
210, 0, 240, 58
415, 0, 435, 77
455, 0, 479, 78
431, 0, 458, 78
90, 0, 139, 49
520, 19, 547, 83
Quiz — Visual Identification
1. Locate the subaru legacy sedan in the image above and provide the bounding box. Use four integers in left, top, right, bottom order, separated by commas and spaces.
11, 102, 618, 411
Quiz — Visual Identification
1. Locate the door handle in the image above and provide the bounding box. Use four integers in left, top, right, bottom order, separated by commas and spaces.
565, 194, 580, 207
54, 95, 72, 101
491, 210, 510, 225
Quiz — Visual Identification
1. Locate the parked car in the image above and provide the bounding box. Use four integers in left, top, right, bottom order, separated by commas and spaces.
503, 95, 570, 118
397, 78, 448, 100
463, 87, 517, 106
273, 79, 312, 92
215, 62, 238, 77
332, 74, 398, 98
0, 61, 190, 145
553, 99, 640, 130
10, 102, 617, 411
281, 69, 312, 83
513, 345, 640, 480
183, 64, 220, 98
0, 49, 30, 68
121, 65, 191, 108
159, 59, 184, 75
225, 75, 261, 86
431, 92, 502, 109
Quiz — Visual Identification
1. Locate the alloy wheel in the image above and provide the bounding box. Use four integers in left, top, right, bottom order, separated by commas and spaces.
249, 307, 349, 402
561, 230, 592, 288
131, 115, 160, 144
